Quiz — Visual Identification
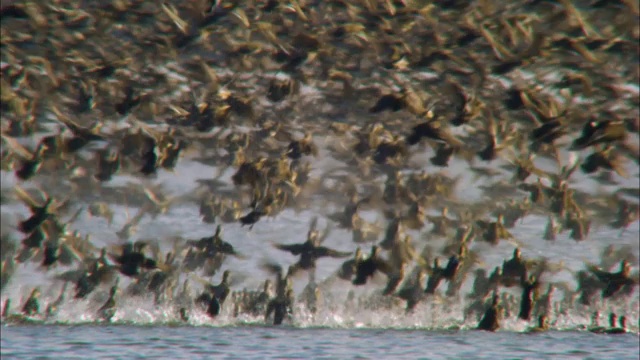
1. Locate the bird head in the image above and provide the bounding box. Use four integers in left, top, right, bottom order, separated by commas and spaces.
621, 260, 630, 276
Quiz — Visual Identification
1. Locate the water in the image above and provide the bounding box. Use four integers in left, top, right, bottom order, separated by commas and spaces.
2, 2, 640, 358
1, 325, 638, 360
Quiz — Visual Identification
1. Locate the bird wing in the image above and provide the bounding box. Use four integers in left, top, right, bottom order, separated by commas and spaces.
143, 186, 164, 205
374, 257, 393, 276
315, 246, 352, 258
190, 273, 214, 290
226, 272, 248, 288
131, 119, 163, 143
1, 134, 35, 160
260, 261, 284, 276
273, 242, 305, 255
319, 224, 333, 244
14, 185, 44, 210
50, 105, 85, 136
475, 220, 490, 230
308, 216, 318, 234
586, 263, 611, 283
221, 241, 246, 259
55, 268, 86, 282
58, 242, 83, 266
107, 252, 123, 265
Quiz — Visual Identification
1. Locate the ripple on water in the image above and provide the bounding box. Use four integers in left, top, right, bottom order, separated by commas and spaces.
1, 325, 640, 359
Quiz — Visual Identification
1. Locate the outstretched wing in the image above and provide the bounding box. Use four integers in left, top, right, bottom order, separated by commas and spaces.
319, 223, 333, 244
315, 246, 352, 258
190, 273, 214, 290
587, 263, 611, 283
51, 105, 88, 137
14, 185, 44, 211
374, 257, 393, 276
220, 241, 246, 259
1, 134, 35, 160
308, 216, 318, 234
273, 242, 305, 255
260, 260, 284, 276
58, 242, 83, 266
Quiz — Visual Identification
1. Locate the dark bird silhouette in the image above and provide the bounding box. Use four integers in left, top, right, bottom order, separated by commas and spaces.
353, 246, 391, 285
267, 78, 296, 102
189, 225, 242, 258
74, 250, 113, 299
396, 268, 427, 312
140, 137, 158, 176
576, 270, 602, 306
604, 314, 628, 334
18, 225, 46, 254
372, 139, 408, 165
286, 133, 317, 160
589, 260, 637, 299
110, 242, 157, 277
159, 139, 187, 170
477, 292, 501, 331
115, 85, 142, 115
424, 258, 445, 294
502, 248, 527, 287
52, 106, 104, 152
42, 240, 59, 267
95, 149, 120, 182
196, 270, 232, 318
336, 248, 363, 281
18, 197, 53, 234
2, 135, 49, 180
266, 288, 294, 325
518, 275, 540, 320
406, 120, 462, 147
98, 279, 119, 322
529, 119, 566, 150
430, 143, 455, 167
239, 208, 265, 229
528, 315, 549, 333
580, 147, 628, 178
370, 93, 404, 113
571, 120, 626, 150
21, 288, 40, 316
274, 220, 349, 275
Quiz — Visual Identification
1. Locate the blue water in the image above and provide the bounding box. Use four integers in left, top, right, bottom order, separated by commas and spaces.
2, 325, 639, 360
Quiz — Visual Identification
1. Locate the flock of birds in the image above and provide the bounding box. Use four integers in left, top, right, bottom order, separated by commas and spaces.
0, 0, 639, 333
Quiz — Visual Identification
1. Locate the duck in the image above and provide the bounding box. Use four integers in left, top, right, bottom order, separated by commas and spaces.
195, 270, 232, 318
21, 287, 40, 316
518, 275, 540, 321
98, 278, 119, 322
109, 242, 158, 277
527, 315, 549, 333
589, 260, 637, 299
502, 248, 527, 287
353, 246, 391, 286
604, 314, 628, 334
396, 268, 427, 313
570, 119, 627, 150
477, 292, 501, 332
